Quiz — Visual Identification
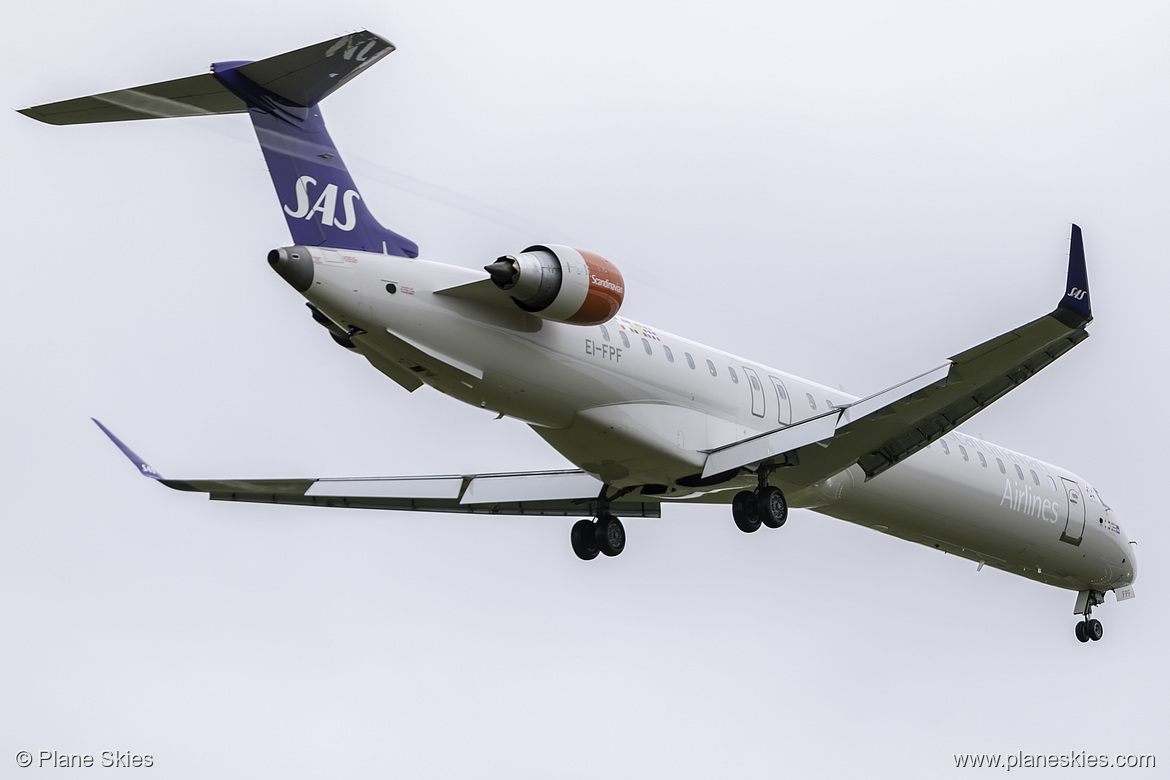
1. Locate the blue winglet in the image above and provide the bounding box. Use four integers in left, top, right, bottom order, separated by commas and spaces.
1056, 224, 1092, 325
92, 418, 164, 480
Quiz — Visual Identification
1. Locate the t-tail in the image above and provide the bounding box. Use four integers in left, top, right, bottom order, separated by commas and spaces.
20, 31, 417, 257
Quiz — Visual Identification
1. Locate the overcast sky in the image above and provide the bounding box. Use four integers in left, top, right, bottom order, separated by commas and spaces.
3, 2, 1168, 777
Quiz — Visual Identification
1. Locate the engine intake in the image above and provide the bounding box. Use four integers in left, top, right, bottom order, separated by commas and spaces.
484, 244, 624, 326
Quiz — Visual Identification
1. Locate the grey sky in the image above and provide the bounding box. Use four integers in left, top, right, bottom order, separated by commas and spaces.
3, 2, 1167, 777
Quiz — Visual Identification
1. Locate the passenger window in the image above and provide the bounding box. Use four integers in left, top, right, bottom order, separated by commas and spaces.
642, 338, 652, 355
706, 359, 717, 377
619, 331, 630, 348
749, 375, 760, 391
729, 367, 739, 384
977, 452, 987, 468
959, 445, 969, 462
599, 324, 610, 342
1031, 470, 1040, 486
776, 384, 788, 399
940, 440, 950, 455
685, 352, 696, 369
1014, 464, 1024, 480
806, 393, 817, 410
1048, 475, 1058, 492
997, 458, 1006, 474
663, 345, 674, 363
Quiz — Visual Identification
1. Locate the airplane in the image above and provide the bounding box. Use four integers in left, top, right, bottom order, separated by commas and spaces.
21, 30, 1136, 642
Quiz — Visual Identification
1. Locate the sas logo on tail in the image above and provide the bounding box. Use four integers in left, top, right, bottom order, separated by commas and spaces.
284, 175, 359, 231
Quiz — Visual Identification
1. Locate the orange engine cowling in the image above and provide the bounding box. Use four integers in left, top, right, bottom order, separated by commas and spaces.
483, 244, 624, 325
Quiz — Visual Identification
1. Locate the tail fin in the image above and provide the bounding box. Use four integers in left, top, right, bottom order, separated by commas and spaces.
20, 31, 418, 257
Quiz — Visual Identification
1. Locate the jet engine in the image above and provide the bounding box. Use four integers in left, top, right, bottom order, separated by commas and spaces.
484, 244, 624, 326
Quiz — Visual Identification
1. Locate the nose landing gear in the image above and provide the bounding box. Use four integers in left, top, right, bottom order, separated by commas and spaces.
1074, 589, 1105, 643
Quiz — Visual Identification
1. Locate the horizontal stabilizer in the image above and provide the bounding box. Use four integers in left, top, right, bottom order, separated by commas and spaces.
19, 74, 245, 125
20, 31, 395, 125
227, 31, 395, 108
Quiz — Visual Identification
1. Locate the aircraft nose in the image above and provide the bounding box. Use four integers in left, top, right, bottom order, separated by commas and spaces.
268, 246, 314, 292
1122, 532, 1137, 583
1107, 509, 1138, 585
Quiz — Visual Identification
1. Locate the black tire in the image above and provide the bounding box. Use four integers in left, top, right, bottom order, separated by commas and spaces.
1075, 621, 1089, 643
733, 491, 761, 533
758, 486, 788, 529
1087, 618, 1103, 641
597, 514, 626, 557
571, 518, 599, 560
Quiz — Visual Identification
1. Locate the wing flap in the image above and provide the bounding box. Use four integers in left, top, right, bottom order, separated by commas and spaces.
307, 476, 464, 499
462, 471, 603, 504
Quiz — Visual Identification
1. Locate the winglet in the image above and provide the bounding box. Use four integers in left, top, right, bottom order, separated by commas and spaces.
91, 418, 165, 480
1055, 224, 1092, 327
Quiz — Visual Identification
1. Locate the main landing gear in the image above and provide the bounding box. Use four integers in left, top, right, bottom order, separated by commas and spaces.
571, 485, 633, 561
1074, 590, 1105, 643
571, 514, 625, 560
732, 473, 789, 534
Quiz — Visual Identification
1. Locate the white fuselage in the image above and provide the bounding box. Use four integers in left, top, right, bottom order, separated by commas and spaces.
300, 247, 1136, 595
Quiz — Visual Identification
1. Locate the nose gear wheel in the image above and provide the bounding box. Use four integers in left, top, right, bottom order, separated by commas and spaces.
1074, 590, 1105, 643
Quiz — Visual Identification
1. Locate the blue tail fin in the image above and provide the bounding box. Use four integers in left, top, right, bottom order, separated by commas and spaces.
20, 31, 418, 257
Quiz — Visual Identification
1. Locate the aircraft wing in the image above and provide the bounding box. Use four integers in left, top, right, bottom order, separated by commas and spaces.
703, 224, 1094, 486
91, 419, 660, 518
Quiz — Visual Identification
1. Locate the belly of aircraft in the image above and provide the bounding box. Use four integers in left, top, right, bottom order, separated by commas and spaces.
813, 451, 1128, 591
532, 402, 742, 489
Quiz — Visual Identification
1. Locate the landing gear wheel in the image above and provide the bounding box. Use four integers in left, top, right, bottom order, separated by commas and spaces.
597, 514, 625, 557
1086, 618, 1103, 642
571, 519, 599, 561
1075, 621, 1089, 643
733, 491, 761, 533
757, 486, 788, 529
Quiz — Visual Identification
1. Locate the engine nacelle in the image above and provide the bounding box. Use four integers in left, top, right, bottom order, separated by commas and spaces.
484, 244, 624, 326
